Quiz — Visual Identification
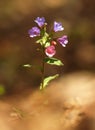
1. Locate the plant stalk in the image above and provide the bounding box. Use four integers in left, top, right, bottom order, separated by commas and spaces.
41, 46, 45, 89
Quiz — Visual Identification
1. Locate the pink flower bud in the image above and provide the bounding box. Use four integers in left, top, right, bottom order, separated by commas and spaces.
51, 41, 57, 45
45, 45, 56, 57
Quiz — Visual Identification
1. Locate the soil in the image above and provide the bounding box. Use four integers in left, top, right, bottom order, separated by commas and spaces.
0, 71, 95, 130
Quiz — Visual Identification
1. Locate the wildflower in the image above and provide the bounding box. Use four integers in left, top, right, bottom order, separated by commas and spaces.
34, 17, 46, 27
54, 21, 64, 32
57, 35, 68, 47
28, 27, 40, 37
45, 45, 56, 57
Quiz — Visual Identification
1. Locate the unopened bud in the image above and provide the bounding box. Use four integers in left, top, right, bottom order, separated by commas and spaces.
51, 41, 57, 45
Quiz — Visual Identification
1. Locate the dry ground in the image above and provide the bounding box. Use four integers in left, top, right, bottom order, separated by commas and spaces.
0, 71, 95, 130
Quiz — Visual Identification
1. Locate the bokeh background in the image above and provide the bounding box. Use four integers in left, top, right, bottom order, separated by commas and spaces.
0, 0, 95, 94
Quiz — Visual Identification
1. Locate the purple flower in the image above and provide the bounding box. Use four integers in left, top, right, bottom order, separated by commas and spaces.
57, 35, 68, 47
45, 45, 56, 57
54, 21, 64, 32
34, 17, 46, 27
28, 27, 40, 37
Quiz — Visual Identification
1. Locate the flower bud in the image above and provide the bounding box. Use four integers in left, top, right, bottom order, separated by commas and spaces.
45, 45, 56, 57
51, 41, 57, 45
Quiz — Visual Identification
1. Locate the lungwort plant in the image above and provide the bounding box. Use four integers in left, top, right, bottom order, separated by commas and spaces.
24, 17, 68, 90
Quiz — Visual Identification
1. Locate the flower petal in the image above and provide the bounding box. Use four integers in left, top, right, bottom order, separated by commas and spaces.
34, 17, 46, 27
54, 21, 64, 32
57, 35, 68, 47
28, 27, 40, 37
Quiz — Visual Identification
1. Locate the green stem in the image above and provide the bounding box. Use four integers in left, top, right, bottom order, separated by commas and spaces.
41, 46, 45, 89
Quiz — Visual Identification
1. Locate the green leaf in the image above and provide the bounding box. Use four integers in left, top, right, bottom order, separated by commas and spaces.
42, 33, 49, 44
36, 32, 49, 46
44, 57, 63, 66
23, 64, 42, 71
40, 74, 59, 90
44, 42, 50, 47
36, 39, 42, 44
23, 64, 32, 67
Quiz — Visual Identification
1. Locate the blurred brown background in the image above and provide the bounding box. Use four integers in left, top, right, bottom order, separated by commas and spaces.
0, 0, 95, 94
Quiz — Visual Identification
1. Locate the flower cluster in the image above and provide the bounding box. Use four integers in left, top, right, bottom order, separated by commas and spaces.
28, 17, 68, 58
26, 17, 69, 89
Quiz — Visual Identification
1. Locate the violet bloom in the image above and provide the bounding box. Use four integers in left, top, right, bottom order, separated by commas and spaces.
28, 27, 40, 37
57, 35, 68, 47
45, 45, 56, 57
34, 17, 46, 27
54, 21, 64, 32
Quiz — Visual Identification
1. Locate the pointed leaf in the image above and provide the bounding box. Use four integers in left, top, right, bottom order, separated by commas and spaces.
23, 64, 42, 71
44, 57, 63, 66
36, 39, 42, 44
40, 74, 59, 90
